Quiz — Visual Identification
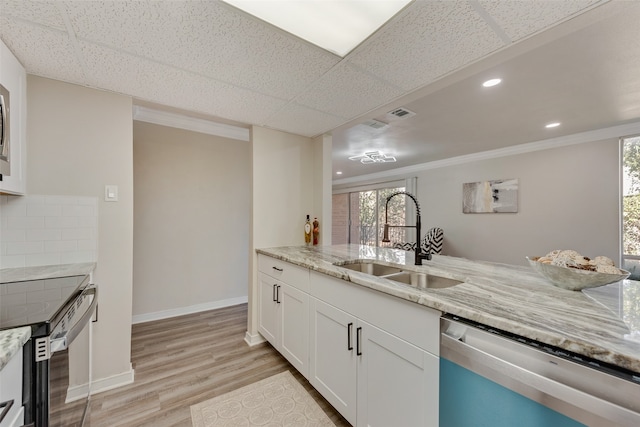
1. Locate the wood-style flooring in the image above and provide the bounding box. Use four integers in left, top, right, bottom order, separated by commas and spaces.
85, 303, 351, 426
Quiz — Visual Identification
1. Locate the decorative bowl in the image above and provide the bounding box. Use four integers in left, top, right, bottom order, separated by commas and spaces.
526, 257, 630, 291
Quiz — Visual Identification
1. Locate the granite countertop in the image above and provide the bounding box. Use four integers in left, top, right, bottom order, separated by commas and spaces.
257, 244, 640, 374
0, 327, 30, 371
0, 262, 96, 371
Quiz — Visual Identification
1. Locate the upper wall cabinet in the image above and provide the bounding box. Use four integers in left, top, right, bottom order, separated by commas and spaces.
0, 39, 26, 195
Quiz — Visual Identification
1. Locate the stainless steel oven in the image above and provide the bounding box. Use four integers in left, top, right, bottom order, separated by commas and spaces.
1, 275, 97, 427
0, 82, 10, 177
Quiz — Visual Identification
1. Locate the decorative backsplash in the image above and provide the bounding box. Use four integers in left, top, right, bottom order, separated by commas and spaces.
0, 195, 98, 269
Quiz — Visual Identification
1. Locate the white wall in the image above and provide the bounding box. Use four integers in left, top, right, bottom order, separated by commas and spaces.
246, 126, 316, 342
415, 139, 620, 265
132, 121, 250, 322
27, 76, 134, 389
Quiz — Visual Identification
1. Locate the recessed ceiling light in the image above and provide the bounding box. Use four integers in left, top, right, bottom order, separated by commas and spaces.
482, 78, 502, 88
222, 0, 412, 57
545, 122, 561, 128
336, 171, 343, 175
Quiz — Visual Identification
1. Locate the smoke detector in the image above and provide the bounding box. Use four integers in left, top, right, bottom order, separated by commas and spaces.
387, 107, 416, 120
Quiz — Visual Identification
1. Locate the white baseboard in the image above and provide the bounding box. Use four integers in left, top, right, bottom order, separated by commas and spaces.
244, 330, 266, 346
66, 381, 90, 403
88, 365, 135, 396
132, 296, 248, 324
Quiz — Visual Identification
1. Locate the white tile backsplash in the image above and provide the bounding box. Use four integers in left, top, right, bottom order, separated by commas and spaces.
0, 195, 98, 268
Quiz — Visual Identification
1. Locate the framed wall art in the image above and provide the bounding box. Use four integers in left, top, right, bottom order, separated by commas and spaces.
463, 178, 518, 213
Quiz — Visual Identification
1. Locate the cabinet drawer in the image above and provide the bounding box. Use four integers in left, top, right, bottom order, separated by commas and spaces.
258, 254, 309, 292
310, 271, 441, 355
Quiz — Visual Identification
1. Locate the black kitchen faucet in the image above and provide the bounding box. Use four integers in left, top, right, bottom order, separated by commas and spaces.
381, 191, 432, 265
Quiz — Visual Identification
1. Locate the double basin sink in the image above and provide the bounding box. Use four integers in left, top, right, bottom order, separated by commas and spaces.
336, 261, 462, 289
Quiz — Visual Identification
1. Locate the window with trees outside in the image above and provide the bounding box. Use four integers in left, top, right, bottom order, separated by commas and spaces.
332, 183, 409, 247
621, 135, 640, 338
623, 135, 640, 279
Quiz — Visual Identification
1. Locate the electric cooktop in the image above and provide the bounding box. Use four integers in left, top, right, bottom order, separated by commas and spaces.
0, 275, 89, 332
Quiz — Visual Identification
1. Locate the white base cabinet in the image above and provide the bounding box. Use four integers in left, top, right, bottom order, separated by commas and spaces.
356, 319, 439, 427
257, 255, 310, 378
0, 347, 24, 427
310, 297, 439, 427
257, 254, 441, 427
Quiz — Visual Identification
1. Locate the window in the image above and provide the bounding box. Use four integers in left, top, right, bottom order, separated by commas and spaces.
332, 182, 409, 247
620, 136, 640, 335
622, 135, 640, 279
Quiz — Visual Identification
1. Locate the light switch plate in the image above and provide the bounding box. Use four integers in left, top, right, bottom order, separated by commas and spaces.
105, 185, 118, 202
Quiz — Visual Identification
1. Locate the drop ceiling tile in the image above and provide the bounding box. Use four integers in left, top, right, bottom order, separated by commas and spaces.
63, 0, 340, 100
0, 18, 86, 83
347, 0, 505, 92
79, 42, 287, 126
0, 0, 66, 30
263, 103, 347, 138
295, 63, 404, 120
478, 0, 603, 42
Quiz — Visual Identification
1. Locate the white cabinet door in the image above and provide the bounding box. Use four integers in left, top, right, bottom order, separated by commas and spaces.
310, 298, 358, 425
0, 39, 27, 195
356, 321, 439, 427
257, 272, 279, 346
258, 272, 310, 378
0, 347, 24, 427
279, 283, 309, 377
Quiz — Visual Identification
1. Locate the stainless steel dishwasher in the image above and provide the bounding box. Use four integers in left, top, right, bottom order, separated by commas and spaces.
440, 315, 640, 427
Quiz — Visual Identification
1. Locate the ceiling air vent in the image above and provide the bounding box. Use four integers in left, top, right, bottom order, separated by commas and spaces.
362, 119, 388, 130
387, 107, 416, 120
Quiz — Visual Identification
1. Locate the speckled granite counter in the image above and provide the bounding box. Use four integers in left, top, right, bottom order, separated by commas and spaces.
257, 244, 640, 374
0, 262, 96, 371
0, 327, 30, 370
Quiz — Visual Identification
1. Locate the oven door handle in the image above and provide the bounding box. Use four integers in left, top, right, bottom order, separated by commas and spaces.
50, 286, 98, 353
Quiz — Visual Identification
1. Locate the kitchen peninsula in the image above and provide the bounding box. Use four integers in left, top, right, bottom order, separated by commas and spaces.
257, 244, 640, 374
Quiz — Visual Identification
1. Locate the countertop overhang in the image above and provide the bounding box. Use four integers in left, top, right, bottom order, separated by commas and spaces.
257, 244, 640, 374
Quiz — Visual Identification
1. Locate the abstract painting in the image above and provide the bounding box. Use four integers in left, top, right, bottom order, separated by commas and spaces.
463, 179, 518, 213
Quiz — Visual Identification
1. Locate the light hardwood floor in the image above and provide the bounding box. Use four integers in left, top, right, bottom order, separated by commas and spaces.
86, 303, 351, 426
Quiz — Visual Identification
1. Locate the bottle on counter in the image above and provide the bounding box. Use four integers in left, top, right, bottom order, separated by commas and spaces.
313, 217, 319, 245
304, 215, 312, 245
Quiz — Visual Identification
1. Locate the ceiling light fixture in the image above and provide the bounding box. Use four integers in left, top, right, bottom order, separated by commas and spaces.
349, 151, 396, 164
482, 78, 502, 88
336, 171, 343, 175
545, 122, 561, 128
221, 0, 412, 57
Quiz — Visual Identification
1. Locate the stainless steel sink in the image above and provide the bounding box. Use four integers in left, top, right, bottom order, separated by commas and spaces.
382, 271, 462, 289
336, 261, 462, 289
338, 261, 403, 276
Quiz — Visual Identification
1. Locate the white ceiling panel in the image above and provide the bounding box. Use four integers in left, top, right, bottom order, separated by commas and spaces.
347, 0, 505, 92
263, 103, 347, 138
295, 63, 404, 120
79, 42, 288, 126
0, 18, 86, 83
478, 0, 603, 42
62, 0, 341, 100
0, 0, 66, 31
